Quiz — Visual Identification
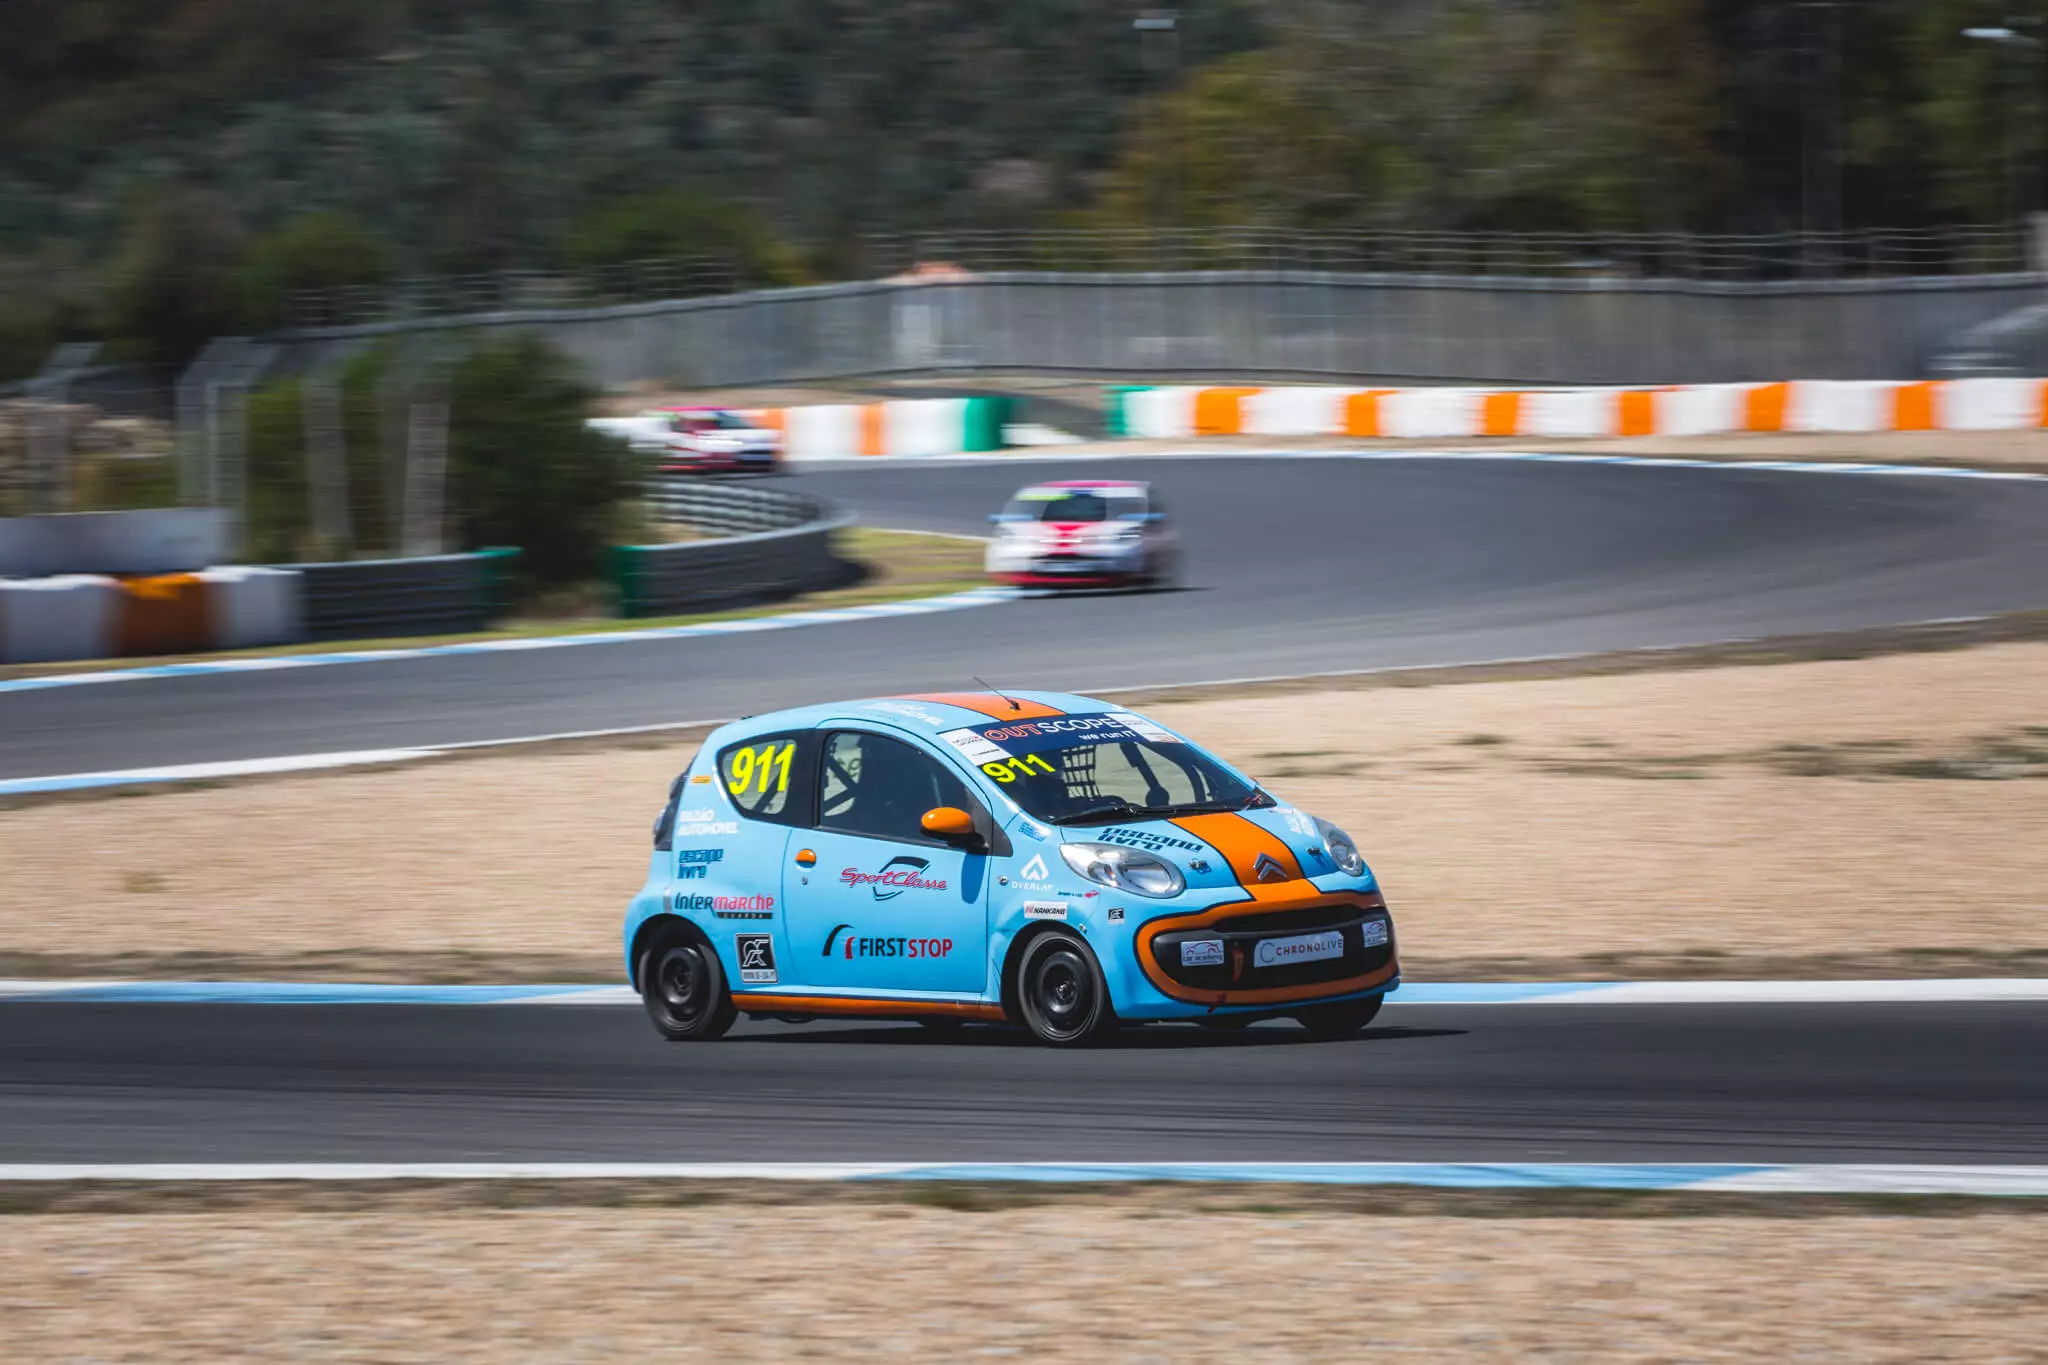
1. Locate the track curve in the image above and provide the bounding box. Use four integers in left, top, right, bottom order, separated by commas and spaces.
5, 454, 2047, 778
1, 1001, 2042, 1162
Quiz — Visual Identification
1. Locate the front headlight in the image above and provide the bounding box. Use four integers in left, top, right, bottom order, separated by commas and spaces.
1060, 842, 1186, 898
1314, 817, 1367, 877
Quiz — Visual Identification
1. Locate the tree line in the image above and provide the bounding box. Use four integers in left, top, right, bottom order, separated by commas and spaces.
3, 0, 2044, 377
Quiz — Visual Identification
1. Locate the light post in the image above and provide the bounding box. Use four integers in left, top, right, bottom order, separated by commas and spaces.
1134, 10, 1182, 245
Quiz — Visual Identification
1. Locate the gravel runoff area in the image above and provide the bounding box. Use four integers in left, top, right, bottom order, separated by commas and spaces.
4, 1191, 2045, 1361
0, 638, 2042, 982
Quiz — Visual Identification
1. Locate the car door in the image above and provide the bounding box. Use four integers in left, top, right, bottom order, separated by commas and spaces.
779, 728, 991, 996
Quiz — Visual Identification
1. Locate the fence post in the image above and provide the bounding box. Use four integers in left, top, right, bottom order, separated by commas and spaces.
401, 392, 450, 557
301, 360, 353, 555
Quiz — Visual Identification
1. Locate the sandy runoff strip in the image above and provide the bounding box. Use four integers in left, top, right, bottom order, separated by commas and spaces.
0, 640, 2042, 982
3, 1191, 2045, 1361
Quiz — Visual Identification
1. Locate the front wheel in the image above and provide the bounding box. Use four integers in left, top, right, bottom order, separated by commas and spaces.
639, 932, 736, 1041
1293, 995, 1384, 1040
1014, 931, 1116, 1047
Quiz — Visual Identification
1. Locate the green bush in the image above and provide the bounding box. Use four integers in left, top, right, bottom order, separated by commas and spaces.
103, 186, 247, 368
561, 192, 810, 290
239, 212, 393, 331
445, 333, 637, 591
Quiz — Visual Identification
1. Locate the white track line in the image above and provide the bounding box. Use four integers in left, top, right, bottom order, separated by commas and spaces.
0, 1162, 2042, 1195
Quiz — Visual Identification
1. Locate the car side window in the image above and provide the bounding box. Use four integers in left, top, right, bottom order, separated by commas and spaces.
817, 731, 974, 844
716, 731, 813, 827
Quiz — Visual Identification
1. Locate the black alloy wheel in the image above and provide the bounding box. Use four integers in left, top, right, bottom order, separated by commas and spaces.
1015, 931, 1115, 1047
1292, 995, 1384, 1040
640, 932, 737, 1041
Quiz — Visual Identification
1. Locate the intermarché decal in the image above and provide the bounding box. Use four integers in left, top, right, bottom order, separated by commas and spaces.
820, 924, 955, 959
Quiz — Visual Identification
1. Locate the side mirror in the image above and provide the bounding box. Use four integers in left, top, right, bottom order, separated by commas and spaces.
921, 806, 979, 843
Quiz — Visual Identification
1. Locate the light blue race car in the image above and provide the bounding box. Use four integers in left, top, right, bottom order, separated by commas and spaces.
624, 690, 1398, 1046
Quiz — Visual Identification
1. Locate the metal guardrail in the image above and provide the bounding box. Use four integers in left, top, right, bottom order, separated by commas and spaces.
615, 480, 854, 618
286, 547, 519, 641
643, 477, 825, 534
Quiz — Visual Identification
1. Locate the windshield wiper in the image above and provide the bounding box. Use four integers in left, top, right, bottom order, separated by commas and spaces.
1056, 799, 1240, 827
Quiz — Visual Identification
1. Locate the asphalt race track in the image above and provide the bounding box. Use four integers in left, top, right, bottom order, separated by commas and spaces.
1, 1002, 2043, 1162
7, 454, 2048, 778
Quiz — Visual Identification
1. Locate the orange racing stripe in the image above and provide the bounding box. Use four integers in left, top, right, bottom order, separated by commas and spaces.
893, 693, 1067, 720
1169, 811, 1304, 903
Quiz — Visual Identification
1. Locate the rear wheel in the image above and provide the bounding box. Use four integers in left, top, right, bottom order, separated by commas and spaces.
1014, 931, 1115, 1047
1293, 996, 1383, 1039
639, 930, 736, 1041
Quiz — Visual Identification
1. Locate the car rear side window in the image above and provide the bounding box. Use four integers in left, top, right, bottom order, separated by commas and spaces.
717, 731, 814, 826
817, 731, 975, 844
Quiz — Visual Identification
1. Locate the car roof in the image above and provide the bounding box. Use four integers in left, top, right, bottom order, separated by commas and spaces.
1025, 479, 1148, 492
704, 690, 1142, 744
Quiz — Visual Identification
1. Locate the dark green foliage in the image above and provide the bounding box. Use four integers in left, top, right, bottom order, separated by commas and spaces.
563, 193, 808, 289
240, 213, 393, 332
102, 187, 246, 367
243, 378, 313, 563
444, 334, 637, 590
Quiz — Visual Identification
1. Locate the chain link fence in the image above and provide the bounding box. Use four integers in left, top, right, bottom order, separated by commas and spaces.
281, 226, 2044, 329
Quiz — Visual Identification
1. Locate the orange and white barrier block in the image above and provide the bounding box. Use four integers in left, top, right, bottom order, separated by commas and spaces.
1109, 378, 2048, 441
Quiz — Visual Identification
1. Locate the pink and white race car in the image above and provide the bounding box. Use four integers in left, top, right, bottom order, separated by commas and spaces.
613, 406, 781, 474
985, 479, 1179, 589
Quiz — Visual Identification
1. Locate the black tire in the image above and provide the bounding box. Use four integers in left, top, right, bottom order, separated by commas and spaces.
1292, 996, 1384, 1040
639, 930, 737, 1041
1014, 931, 1116, 1047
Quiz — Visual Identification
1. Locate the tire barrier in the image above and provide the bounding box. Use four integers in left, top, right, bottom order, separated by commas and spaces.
613, 482, 855, 618
1109, 378, 2048, 441
286, 548, 520, 643
0, 567, 302, 664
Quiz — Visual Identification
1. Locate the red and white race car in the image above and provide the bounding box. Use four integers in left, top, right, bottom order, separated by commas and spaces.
985, 479, 1179, 589
604, 406, 781, 474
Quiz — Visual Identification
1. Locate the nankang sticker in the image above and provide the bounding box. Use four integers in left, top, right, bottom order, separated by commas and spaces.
1022, 900, 1068, 920
1180, 939, 1225, 967
734, 933, 778, 985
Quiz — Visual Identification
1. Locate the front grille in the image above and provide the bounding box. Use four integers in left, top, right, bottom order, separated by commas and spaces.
1149, 901, 1394, 992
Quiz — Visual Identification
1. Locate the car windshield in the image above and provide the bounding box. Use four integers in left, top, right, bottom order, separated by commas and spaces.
935, 712, 1269, 825
1003, 489, 1145, 522
708, 410, 754, 429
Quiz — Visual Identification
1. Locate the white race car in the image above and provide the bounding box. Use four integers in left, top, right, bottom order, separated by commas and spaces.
985, 479, 1179, 589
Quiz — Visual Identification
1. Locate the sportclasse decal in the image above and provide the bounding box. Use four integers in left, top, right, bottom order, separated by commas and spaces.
841, 855, 949, 898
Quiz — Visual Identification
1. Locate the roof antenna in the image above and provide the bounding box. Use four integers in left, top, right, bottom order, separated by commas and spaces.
973, 675, 1022, 713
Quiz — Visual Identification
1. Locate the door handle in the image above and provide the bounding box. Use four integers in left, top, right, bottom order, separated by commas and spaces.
794, 848, 817, 867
